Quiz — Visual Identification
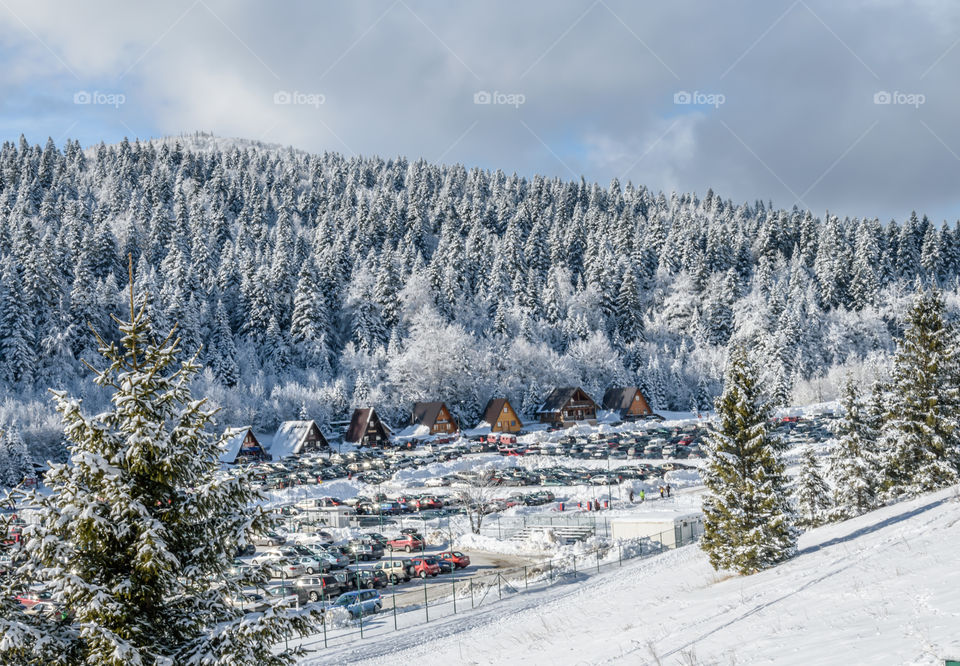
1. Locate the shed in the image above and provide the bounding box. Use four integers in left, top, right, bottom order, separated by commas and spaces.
610, 511, 704, 549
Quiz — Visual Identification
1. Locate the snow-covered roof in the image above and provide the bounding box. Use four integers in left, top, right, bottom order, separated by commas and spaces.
269, 420, 324, 459
220, 426, 254, 463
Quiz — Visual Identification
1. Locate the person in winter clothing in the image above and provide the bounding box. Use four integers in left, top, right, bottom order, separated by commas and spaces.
659, 486, 665, 498
666, 484, 671, 497
629, 489, 635, 502
639, 489, 645, 503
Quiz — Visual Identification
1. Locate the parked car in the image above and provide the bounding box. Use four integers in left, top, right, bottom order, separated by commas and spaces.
251, 531, 286, 547
421, 555, 452, 574
373, 558, 413, 584
345, 567, 389, 589
225, 592, 271, 613
437, 551, 471, 569
407, 556, 440, 578
327, 590, 382, 618
346, 539, 384, 561
295, 575, 343, 603
387, 534, 424, 553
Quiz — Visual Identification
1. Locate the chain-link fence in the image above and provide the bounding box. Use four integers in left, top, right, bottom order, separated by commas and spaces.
288, 527, 700, 655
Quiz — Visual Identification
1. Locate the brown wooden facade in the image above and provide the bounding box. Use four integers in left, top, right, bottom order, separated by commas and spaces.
482, 398, 523, 433
411, 401, 458, 435
536, 387, 598, 425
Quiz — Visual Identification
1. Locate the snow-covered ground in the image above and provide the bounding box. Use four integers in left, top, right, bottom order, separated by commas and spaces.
300, 485, 960, 665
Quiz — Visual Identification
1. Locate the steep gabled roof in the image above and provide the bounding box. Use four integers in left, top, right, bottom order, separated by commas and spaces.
346, 408, 391, 442
535, 387, 579, 414
602, 387, 639, 411
411, 401, 448, 427
220, 426, 255, 463
270, 420, 324, 459
482, 398, 521, 426
345, 408, 372, 442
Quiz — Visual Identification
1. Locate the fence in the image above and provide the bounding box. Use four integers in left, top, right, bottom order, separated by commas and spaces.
288, 527, 700, 656
479, 512, 613, 540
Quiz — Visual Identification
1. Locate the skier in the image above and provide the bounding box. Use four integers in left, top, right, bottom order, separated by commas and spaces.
629, 489, 635, 502
659, 486, 665, 498
639, 489, 645, 503
666, 484, 672, 498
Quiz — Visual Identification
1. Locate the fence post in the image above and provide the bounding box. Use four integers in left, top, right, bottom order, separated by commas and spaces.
424, 576, 429, 623
524, 565, 528, 591
596, 548, 600, 573
619, 543, 622, 567
452, 575, 457, 614
573, 554, 577, 577
392, 590, 398, 631
498, 518, 502, 540
322, 610, 328, 648
497, 573, 502, 600
471, 579, 475, 609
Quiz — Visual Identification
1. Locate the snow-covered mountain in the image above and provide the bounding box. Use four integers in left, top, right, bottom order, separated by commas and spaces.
0, 133, 954, 451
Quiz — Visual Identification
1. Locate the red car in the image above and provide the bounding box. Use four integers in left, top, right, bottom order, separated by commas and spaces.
407, 557, 440, 578
414, 496, 443, 511
437, 551, 470, 569
498, 434, 517, 445
386, 535, 424, 553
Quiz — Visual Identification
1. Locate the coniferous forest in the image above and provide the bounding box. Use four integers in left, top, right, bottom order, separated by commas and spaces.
0, 132, 958, 457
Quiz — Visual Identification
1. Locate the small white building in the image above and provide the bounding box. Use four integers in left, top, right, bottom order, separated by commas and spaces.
293, 502, 357, 529
611, 511, 704, 549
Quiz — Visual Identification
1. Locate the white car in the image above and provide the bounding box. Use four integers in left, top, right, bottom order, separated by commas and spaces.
251, 549, 306, 578
291, 531, 334, 546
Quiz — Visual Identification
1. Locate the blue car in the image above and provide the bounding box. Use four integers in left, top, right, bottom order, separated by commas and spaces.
328, 590, 382, 618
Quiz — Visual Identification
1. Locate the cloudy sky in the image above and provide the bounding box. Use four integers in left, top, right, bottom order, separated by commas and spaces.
1, 0, 958, 222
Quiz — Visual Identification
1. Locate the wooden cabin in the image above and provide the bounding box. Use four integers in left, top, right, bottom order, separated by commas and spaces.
221, 426, 268, 464
602, 387, 653, 420
411, 401, 458, 435
270, 420, 329, 459
345, 408, 392, 447
535, 387, 598, 426
481, 398, 523, 433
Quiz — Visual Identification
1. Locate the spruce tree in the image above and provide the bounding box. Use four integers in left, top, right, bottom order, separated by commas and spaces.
791, 445, 831, 529
700, 347, 798, 574
828, 379, 883, 520
878, 288, 960, 499
0, 276, 318, 665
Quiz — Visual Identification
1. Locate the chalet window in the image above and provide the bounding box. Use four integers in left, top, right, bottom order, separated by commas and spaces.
511, 420, 516, 426
635, 395, 639, 401
503, 406, 508, 413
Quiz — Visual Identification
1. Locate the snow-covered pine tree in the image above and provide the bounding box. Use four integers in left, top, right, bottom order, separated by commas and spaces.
878, 288, 960, 499
0, 274, 319, 665
828, 379, 883, 520
791, 444, 831, 529
700, 346, 798, 574
0, 428, 32, 488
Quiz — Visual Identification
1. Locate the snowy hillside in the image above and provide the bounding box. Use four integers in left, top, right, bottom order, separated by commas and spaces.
310, 486, 960, 665
0, 133, 954, 461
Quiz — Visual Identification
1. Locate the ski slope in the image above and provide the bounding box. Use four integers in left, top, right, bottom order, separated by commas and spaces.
303, 486, 960, 665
